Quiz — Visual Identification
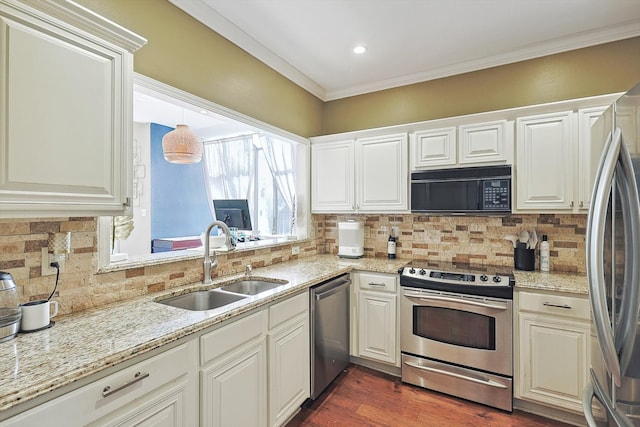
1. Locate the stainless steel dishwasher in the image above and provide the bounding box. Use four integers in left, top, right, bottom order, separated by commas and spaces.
309, 273, 351, 400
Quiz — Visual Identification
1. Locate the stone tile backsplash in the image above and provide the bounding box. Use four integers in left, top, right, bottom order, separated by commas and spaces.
317, 213, 586, 273
0, 213, 586, 315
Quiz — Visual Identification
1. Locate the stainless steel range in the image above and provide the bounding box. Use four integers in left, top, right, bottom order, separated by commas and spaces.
399, 262, 515, 412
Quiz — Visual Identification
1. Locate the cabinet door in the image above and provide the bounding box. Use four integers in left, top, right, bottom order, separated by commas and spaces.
357, 133, 408, 212
518, 312, 589, 412
577, 106, 608, 210
0, 6, 132, 216
268, 316, 310, 427
311, 141, 355, 212
201, 339, 267, 427
410, 127, 456, 169
459, 120, 512, 165
516, 111, 575, 210
358, 290, 397, 364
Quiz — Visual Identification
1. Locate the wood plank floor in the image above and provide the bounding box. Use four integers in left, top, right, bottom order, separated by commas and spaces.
287, 364, 573, 427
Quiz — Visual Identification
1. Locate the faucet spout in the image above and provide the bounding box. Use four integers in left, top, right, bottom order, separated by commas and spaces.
203, 220, 236, 284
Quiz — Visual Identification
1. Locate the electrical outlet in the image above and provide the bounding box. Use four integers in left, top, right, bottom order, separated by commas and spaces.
41, 248, 61, 276
291, 246, 300, 255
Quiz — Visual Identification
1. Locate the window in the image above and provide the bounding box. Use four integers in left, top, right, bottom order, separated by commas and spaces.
202, 134, 296, 236
97, 75, 309, 269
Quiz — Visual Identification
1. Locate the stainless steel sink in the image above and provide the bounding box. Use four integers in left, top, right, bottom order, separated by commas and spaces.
156, 290, 247, 311
220, 279, 287, 296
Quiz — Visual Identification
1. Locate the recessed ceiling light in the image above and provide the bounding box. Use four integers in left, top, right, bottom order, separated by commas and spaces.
353, 45, 367, 54
199, 109, 207, 114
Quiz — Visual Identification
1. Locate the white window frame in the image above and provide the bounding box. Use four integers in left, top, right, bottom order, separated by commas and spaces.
97, 74, 310, 271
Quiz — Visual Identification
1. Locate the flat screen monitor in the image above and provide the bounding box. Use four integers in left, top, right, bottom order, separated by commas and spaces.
212, 199, 253, 231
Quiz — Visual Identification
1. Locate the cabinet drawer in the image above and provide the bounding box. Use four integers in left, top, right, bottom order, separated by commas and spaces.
269, 292, 308, 330
357, 272, 397, 293
201, 310, 264, 365
519, 292, 590, 320
5, 342, 194, 426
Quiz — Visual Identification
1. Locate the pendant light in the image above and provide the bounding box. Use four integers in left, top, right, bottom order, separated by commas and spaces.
162, 124, 203, 164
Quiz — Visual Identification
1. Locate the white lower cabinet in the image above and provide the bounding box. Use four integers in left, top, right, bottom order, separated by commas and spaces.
267, 293, 310, 427
351, 271, 399, 366
199, 292, 309, 427
200, 311, 267, 427
4, 291, 310, 427
4, 341, 199, 427
516, 291, 591, 413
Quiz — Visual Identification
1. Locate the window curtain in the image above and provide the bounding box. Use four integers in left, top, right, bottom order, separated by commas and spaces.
256, 134, 296, 234
201, 135, 256, 217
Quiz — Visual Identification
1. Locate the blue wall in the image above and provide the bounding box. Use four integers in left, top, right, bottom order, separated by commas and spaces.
150, 123, 212, 239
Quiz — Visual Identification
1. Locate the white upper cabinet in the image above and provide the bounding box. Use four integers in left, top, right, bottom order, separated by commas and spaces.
577, 106, 608, 210
411, 120, 513, 170
311, 140, 356, 212
459, 120, 512, 165
357, 133, 408, 212
515, 105, 610, 213
311, 133, 408, 213
515, 111, 575, 211
411, 127, 456, 168
0, 0, 145, 217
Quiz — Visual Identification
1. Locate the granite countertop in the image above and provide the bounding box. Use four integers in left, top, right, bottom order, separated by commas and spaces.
514, 270, 588, 295
0, 254, 587, 417
0, 254, 407, 416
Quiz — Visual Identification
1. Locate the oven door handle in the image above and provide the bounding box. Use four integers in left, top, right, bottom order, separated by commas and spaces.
403, 293, 508, 311
403, 361, 508, 389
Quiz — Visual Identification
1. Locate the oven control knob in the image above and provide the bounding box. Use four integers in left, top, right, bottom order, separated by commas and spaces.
492, 275, 502, 283
480, 274, 488, 282
409, 268, 416, 274
419, 269, 426, 276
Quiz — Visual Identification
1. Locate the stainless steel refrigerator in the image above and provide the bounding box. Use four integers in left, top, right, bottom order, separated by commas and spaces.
584, 83, 640, 426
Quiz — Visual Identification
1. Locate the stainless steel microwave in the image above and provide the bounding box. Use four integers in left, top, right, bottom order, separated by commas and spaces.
410, 165, 511, 214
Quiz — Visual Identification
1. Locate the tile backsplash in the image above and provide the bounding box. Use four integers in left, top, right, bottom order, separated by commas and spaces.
0, 213, 586, 315
317, 213, 586, 273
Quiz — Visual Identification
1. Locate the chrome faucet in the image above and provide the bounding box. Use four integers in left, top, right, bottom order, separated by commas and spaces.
246, 264, 253, 276
203, 220, 236, 284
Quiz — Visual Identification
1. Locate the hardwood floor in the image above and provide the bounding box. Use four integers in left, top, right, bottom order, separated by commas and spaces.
287, 364, 573, 427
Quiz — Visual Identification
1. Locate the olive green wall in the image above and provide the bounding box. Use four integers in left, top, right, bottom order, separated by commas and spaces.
321, 37, 640, 135
76, 0, 324, 138
75, 0, 640, 139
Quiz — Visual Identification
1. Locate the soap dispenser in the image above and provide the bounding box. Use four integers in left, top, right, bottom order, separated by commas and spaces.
0, 272, 21, 342
540, 235, 550, 272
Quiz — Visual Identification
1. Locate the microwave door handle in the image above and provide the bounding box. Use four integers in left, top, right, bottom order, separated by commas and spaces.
613, 135, 640, 375
586, 128, 623, 387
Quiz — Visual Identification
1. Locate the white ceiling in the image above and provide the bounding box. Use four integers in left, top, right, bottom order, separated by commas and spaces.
170, 0, 640, 101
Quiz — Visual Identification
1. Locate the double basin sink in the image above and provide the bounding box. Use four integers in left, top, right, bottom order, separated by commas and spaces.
156, 278, 288, 311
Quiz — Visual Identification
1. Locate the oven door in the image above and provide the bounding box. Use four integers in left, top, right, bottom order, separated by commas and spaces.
401, 287, 513, 377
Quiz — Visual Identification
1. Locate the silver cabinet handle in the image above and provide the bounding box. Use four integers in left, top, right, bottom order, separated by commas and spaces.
102, 371, 150, 398
404, 361, 507, 389
579, 201, 584, 208
587, 128, 622, 387
368, 282, 386, 287
570, 201, 574, 208
542, 302, 572, 309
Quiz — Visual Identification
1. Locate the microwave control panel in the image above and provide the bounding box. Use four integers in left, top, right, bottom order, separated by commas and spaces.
482, 179, 510, 210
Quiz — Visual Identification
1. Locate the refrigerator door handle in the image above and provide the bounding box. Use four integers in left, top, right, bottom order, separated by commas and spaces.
613, 133, 640, 376
583, 369, 635, 427
587, 128, 623, 387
